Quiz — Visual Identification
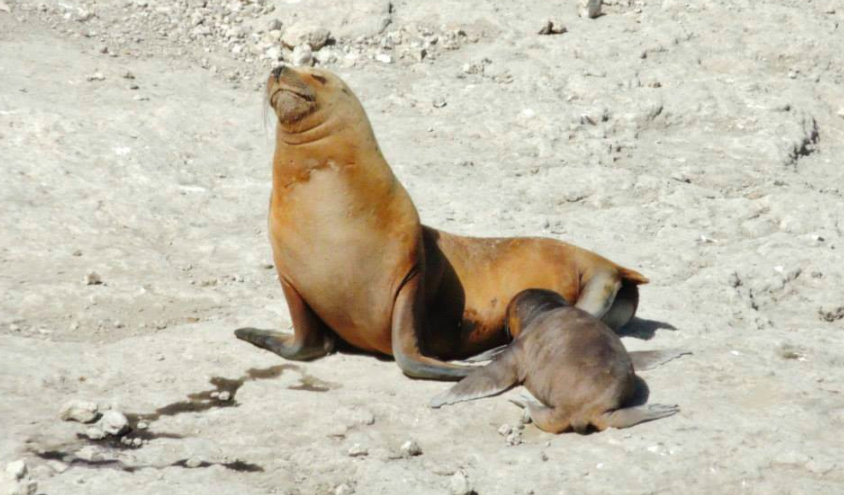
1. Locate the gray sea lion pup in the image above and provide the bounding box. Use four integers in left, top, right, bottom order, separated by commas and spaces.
431, 289, 688, 434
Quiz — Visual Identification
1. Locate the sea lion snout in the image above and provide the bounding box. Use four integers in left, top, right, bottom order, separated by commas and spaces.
266, 67, 318, 125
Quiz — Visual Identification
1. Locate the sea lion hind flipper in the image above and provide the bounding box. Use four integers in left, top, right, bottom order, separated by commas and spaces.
429, 351, 520, 408
234, 327, 334, 361
629, 349, 691, 371
593, 403, 679, 430
575, 270, 622, 319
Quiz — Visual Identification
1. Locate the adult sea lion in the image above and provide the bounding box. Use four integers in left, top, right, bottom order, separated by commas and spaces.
235, 65, 650, 380
431, 289, 687, 433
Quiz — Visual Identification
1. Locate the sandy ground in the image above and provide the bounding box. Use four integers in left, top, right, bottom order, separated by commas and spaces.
2, 0, 844, 493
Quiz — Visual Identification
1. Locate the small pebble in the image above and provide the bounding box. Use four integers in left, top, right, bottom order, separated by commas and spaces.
100, 410, 130, 436
497, 424, 512, 436
84, 427, 106, 440
400, 440, 422, 457
506, 431, 523, 446
450, 470, 473, 495
84, 271, 103, 285
60, 400, 100, 423
86, 72, 106, 82
538, 20, 567, 35
137, 421, 148, 430
334, 484, 354, 495
132, 437, 143, 447
218, 391, 231, 401
375, 53, 393, 64
121, 71, 135, 79
5, 461, 27, 480
347, 444, 368, 457
579, 0, 602, 18
185, 457, 203, 468
291, 44, 313, 66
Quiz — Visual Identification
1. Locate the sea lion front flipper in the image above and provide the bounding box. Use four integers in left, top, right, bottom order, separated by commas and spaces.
234, 328, 336, 361
234, 278, 337, 361
629, 349, 691, 371
392, 270, 477, 381
429, 350, 520, 408
593, 403, 680, 430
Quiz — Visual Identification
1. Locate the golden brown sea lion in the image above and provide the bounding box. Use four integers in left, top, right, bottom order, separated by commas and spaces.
431, 289, 686, 433
235, 65, 650, 380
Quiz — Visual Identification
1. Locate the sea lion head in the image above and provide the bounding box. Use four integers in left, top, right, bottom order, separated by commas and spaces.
504, 289, 569, 339
266, 65, 364, 136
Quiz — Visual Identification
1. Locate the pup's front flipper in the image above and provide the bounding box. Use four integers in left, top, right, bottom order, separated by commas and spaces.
429, 349, 519, 408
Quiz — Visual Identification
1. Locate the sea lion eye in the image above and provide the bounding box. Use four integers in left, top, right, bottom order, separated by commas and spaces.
312, 75, 327, 85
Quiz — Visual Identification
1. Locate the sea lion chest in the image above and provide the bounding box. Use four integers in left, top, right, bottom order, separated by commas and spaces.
268, 161, 419, 353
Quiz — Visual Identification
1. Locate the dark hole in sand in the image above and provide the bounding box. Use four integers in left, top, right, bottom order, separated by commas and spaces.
35, 450, 138, 473
172, 459, 264, 473
34, 450, 263, 474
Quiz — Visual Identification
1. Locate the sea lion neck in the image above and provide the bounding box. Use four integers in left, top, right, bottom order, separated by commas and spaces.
271, 110, 388, 190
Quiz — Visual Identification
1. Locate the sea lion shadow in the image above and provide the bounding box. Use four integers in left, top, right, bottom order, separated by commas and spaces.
617, 317, 677, 341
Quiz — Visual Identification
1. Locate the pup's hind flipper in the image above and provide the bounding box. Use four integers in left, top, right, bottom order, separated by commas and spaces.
630, 349, 691, 371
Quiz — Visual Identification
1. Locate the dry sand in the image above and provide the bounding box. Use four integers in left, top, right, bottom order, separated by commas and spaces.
2, 0, 844, 493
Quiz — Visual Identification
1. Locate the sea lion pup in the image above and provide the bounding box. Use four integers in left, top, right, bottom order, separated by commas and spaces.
431, 289, 686, 433
235, 65, 650, 381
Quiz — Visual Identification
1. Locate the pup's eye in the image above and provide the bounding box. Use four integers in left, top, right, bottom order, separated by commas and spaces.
312, 75, 327, 85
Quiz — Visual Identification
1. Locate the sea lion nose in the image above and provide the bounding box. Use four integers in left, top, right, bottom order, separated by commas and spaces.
271, 64, 286, 80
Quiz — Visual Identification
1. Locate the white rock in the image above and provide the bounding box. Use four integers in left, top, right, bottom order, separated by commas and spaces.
334, 484, 354, 495
185, 457, 203, 468
837, 107, 844, 119
266, 46, 282, 61
218, 391, 231, 401
497, 424, 512, 436
506, 431, 523, 446
579, 0, 602, 18
282, 22, 330, 50
84, 427, 106, 440
60, 400, 99, 423
86, 72, 106, 82
375, 53, 393, 64
336, 407, 376, 428
100, 410, 130, 436
291, 44, 313, 66
5, 461, 26, 481
347, 444, 368, 457
450, 470, 473, 495
400, 440, 422, 457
